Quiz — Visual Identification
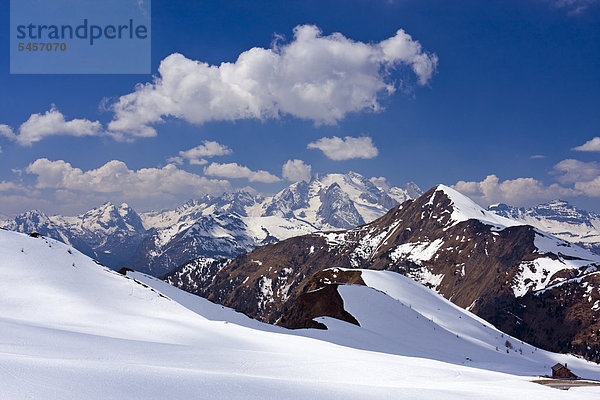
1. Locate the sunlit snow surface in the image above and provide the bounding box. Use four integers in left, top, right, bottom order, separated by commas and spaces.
436, 185, 521, 229
1, 229, 599, 399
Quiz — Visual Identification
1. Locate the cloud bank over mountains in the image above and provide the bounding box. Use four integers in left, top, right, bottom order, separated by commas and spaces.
203, 162, 281, 183
21, 158, 231, 211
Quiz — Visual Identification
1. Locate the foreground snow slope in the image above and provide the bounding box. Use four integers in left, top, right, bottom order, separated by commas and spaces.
0, 229, 597, 399
322, 270, 600, 379
134, 267, 600, 381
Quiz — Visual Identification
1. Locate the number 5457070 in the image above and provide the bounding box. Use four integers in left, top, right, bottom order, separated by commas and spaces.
17, 42, 66, 51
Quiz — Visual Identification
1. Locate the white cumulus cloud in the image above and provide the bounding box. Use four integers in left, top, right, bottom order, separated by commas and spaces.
452, 174, 578, 206
108, 25, 437, 138
203, 162, 280, 183
307, 136, 378, 160
14, 106, 105, 146
573, 137, 600, 152
170, 141, 232, 165
0, 124, 15, 140
282, 159, 312, 182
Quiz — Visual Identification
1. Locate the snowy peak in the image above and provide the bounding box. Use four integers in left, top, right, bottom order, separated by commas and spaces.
141, 190, 264, 230
426, 185, 520, 229
134, 171, 421, 275
262, 180, 310, 218
74, 202, 145, 234
313, 171, 404, 209
259, 171, 420, 230
542, 199, 571, 208
402, 182, 423, 199
1, 202, 148, 268
8, 209, 55, 232
3, 210, 68, 244
317, 182, 364, 229
212, 190, 263, 216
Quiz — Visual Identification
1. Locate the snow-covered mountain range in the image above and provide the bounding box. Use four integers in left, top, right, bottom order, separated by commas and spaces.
1, 172, 421, 275
3, 171, 600, 280
489, 200, 600, 256
2, 227, 600, 398
166, 185, 600, 362
1, 202, 147, 267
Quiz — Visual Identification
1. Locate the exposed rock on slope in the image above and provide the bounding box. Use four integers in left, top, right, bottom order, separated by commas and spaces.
278, 269, 364, 329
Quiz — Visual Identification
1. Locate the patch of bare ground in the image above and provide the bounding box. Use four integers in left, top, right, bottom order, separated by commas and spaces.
532, 379, 600, 390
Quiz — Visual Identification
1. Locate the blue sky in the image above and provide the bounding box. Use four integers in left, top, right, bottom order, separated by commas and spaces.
0, 0, 599, 215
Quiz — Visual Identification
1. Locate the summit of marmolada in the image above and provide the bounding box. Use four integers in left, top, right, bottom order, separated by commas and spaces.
1, 1, 599, 398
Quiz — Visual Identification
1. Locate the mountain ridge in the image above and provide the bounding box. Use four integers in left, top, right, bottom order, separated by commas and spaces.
164, 184, 600, 361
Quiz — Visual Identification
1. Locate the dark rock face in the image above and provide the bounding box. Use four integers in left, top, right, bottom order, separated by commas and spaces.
279, 269, 364, 329
318, 183, 364, 229
189, 235, 342, 325
165, 185, 600, 362
264, 181, 310, 218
